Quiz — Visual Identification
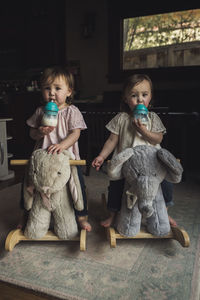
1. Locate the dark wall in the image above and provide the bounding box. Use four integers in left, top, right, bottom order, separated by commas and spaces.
6, 92, 42, 159
0, 0, 66, 70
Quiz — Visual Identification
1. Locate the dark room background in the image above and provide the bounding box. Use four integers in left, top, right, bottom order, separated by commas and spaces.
0, 0, 199, 175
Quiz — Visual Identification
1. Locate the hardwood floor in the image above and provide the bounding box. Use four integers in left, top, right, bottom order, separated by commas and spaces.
0, 281, 56, 300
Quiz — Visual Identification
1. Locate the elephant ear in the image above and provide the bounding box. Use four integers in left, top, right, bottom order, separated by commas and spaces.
107, 148, 134, 180
62, 149, 75, 160
23, 163, 34, 211
68, 166, 84, 211
62, 150, 84, 211
157, 148, 183, 183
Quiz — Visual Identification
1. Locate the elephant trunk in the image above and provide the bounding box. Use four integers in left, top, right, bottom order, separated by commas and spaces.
138, 198, 154, 218
137, 176, 159, 218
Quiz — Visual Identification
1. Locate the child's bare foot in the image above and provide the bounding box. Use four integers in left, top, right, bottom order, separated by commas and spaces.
168, 215, 177, 227
77, 216, 92, 232
100, 212, 115, 227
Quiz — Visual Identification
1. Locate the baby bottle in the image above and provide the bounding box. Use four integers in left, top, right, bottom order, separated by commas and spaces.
42, 100, 59, 127
133, 104, 148, 125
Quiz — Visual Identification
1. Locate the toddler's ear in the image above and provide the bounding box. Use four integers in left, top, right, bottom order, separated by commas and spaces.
66, 88, 72, 98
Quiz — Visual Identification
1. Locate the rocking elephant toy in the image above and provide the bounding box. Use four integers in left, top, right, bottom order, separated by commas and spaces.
5, 149, 87, 251
106, 145, 190, 247
24, 149, 84, 240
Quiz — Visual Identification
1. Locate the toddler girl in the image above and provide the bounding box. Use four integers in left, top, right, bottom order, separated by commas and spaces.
92, 74, 176, 228
19, 66, 91, 232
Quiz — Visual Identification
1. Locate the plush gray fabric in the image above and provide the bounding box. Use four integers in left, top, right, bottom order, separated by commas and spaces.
108, 145, 183, 237
24, 149, 84, 240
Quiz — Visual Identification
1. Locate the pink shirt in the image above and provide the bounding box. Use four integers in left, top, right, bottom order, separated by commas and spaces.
26, 105, 87, 160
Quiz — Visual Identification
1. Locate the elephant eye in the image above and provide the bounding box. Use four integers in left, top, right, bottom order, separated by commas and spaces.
134, 168, 140, 175
58, 171, 61, 175
138, 172, 145, 176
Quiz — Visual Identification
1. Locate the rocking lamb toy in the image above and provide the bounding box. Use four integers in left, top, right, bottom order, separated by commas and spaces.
5, 149, 87, 251
105, 145, 190, 248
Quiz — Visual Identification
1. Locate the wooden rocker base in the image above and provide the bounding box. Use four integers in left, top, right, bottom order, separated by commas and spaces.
106, 226, 190, 248
5, 159, 88, 252
5, 229, 87, 252
101, 193, 190, 248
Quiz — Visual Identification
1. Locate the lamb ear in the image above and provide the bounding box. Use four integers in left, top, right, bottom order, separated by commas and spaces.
62, 149, 75, 160
107, 148, 134, 180
68, 166, 84, 211
23, 166, 34, 211
157, 148, 183, 183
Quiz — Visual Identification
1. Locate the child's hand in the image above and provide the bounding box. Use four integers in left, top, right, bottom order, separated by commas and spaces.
132, 119, 148, 135
47, 143, 65, 154
92, 156, 104, 171
133, 118, 163, 145
39, 126, 54, 136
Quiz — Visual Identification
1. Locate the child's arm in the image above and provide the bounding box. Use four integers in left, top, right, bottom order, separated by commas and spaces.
47, 128, 81, 154
133, 119, 163, 145
92, 133, 118, 171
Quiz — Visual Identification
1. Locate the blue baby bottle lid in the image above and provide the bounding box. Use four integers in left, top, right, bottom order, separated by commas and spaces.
45, 101, 59, 112
133, 104, 148, 115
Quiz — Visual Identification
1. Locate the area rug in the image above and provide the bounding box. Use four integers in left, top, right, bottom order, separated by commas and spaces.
0, 169, 200, 300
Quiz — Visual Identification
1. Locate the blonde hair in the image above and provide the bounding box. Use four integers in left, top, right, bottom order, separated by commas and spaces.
120, 74, 153, 113
40, 66, 75, 104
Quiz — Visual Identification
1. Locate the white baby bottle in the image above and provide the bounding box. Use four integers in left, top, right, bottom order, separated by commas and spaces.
133, 104, 148, 125
42, 100, 59, 127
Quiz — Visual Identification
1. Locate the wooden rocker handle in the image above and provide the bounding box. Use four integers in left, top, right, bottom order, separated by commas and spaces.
10, 159, 86, 166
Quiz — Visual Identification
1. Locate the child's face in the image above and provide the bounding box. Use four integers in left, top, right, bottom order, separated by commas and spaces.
42, 75, 72, 109
125, 79, 152, 111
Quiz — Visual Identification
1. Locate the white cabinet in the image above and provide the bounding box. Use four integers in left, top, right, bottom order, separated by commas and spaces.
0, 118, 15, 180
